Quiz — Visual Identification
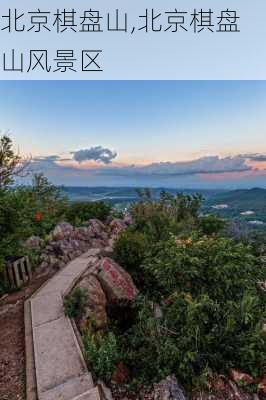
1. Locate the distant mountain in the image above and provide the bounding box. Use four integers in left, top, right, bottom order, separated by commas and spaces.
61, 186, 221, 205
60, 186, 266, 226
205, 188, 266, 223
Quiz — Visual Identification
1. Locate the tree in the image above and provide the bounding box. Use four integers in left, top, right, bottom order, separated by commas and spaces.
0, 135, 29, 189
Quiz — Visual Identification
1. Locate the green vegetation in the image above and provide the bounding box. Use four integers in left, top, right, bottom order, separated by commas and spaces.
0, 135, 111, 294
84, 331, 121, 381
205, 188, 266, 223
65, 201, 111, 226
64, 287, 87, 319
87, 191, 266, 393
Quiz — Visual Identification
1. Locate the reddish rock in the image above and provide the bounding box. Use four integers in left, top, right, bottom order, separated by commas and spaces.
76, 275, 107, 330
111, 361, 130, 384
109, 219, 127, 237
96, 258, 138, 302
258, 375, 266, 395
229, 369, 254, 385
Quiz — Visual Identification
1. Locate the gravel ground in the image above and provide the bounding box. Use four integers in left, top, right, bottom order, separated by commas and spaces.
0, 276, 49, 400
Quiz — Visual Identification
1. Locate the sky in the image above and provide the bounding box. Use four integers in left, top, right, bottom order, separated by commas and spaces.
1, 80, 266, 188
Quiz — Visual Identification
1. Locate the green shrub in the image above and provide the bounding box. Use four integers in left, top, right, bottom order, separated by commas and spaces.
122, 235, 266, 385
130, 192, 202, 241
113, 230, 147, 281
84, 331, 121, 382
199, 214, 226, 236
64, 287, 87, 319
65, 201, 111, 226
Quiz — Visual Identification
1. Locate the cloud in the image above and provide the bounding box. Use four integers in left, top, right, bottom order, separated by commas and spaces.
248, 154, 266, 162
71, 146, 117, 164
28, 152, 266, 187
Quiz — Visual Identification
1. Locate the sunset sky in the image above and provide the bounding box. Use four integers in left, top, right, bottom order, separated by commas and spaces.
1, 80, 266, 188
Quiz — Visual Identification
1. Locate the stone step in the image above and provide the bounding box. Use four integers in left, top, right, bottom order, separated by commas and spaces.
39, 374, 95, 400
71, 387, 102, 400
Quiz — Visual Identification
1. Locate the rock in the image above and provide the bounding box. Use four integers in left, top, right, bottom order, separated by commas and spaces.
102, 247, 113, 257
109, 218, 127, 237
95, 258, 138, 302
228, 380, 253, 400
51, 222, 74, 241
123, 214, 132, 226
84, 219, 108, 240
154, 376, 186, 400
24, 235, 44, 250
229, 369, 254, 385
111, 361, 130, 384
97, 380, 114, 400
258, 375, 266, 395
91, 238, 108, 249
76, 275, 107, 330
75, 227, 92, 242
84, 248, 102, 258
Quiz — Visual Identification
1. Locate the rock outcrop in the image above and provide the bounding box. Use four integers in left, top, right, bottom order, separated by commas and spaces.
35, 217, 129, 275
154, 376, 187, 400
95, 257, 138, 303
76, 274, 107, 330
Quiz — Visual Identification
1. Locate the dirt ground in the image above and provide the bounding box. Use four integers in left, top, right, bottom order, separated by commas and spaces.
0, 275, 49, 400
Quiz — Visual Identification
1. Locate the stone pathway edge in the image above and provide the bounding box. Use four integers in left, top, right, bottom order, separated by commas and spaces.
24, 252, 101, 400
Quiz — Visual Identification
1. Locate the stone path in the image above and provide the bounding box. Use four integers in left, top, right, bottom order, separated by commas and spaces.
25, 251, 101, 400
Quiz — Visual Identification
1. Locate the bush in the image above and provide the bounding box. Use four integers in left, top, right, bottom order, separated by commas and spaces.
113, 230, 147, 282
130, 191, 202, 241
199, 214, 226, 236
64, 287, 87, 319
84, 331, 121, 382
123, 235, 266, 385
65, 201, 111, 226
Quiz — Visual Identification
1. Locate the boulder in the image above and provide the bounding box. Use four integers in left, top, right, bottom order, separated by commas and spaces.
24, 235, 44, 250
91, 238, 108, 249
95, 258, 138, 302
51, 222, 74, 241
154, 376, 187, 400
229, 369, 254, 385
123, 214, 132, 226
109, 218, 127, 237
85, 219, 108, 240
258, 375, 266, 395
76, 275, 107, 330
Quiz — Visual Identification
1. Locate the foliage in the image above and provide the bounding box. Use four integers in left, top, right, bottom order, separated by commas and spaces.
130, 190, 202, 242
0, 173, 67, 262
64, 287, 87, 319
0, 134, 29, 188
113, 230, 147, 284
84, 331, 121, 381
92, 192, 266, 391
199, 214, 226, 236
118, 235, 266, 386
65, 201, 111, 226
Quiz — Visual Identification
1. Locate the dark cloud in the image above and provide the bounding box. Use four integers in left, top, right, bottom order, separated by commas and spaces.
28, 152, 266, 187
71, 146, 117, 164
93, 156, 251, 177
248, 155, 266, 162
